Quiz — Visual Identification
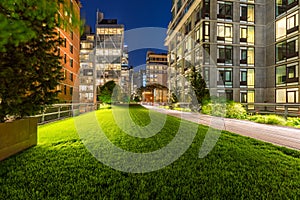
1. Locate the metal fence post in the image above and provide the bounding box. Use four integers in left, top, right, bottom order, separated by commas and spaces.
58, 106, 61, 119
41, 111, 45, 123
284, 105, 288, 120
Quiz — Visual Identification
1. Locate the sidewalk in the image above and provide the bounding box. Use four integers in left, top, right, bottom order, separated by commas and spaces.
143, 105, 300, 150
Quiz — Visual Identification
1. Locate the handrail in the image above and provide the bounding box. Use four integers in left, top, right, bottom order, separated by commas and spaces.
242, 103, 300, 119
36, 103, 98, 124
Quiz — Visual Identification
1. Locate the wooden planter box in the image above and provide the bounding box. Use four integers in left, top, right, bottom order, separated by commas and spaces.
0, 117, 38, 161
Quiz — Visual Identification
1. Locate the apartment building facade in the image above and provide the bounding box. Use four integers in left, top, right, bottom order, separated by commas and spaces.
146, 51, 168, 87
166, 0, 300, 107
144, 51, 168, 103
57, 0, 81, 103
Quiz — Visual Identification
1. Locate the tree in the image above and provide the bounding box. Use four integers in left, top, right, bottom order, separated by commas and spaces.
189, 66, 210, 110
0, 0, 77, 122
98, 81, 121, 104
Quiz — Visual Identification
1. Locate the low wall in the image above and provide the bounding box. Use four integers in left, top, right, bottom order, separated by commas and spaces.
0, 118, 37, 161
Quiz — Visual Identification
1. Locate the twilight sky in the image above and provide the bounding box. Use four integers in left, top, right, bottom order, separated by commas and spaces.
80, 0, 172, 69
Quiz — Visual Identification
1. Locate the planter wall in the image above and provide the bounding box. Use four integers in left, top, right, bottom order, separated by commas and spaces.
0, 117, 38, 161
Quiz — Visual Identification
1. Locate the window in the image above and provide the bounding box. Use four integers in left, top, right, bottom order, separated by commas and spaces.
287, 64, 299, 83
64, 54, 67, 64
217, 23, 232, 42
217, 46, 233, 64
177, 0, 182, 11
241, 49, 248, 64
203, 22, 210, 42
276, 0, 298, 17
276, 65, 287, 85
240, 69, 255, 87
70, 73, 73, 81
64, 85, 67, 95
63, 38, 66, 47
203, 0, 210, 18
276, 89, 286, 103
240, 90, 255, 107
287, 38, 298, 58
204, 44, 210, 64
63, 69, 67, 79
70, 87, 73, 95
83, 69, 93, 76
276, 41, 287, 61
218, 68, 232, 86
70, 31, 73, 40
241, 92, 247, 103
240, 47, 255, 65
70, 59, 73, 68
287, 11, 299, 34
70, 44, 73, 54
218, 1, 233, 20
287, 91, 297, 103
226, 90, 233, 101
241, 71, 247, 85
276, 11, 299, 39
276, 64, 299, 85
276, 38, 298, 62
240, 4, 255, 22
185, 21, 192, 35
240, 26, 255, 44
276, 17, 287, 39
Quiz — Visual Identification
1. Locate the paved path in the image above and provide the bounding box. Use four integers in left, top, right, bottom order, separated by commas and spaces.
143, 105, 300, 150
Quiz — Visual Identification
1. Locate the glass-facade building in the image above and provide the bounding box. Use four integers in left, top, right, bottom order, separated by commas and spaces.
79, 12, 125, 103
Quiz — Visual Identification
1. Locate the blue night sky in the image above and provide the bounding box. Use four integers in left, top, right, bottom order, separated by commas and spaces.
80, 0, 172, 69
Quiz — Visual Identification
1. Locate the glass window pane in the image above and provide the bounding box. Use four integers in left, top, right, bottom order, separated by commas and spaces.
276, 17, 286, 39
247, 69, 255, 87
276, 89, 286, 103
276, 65, 286, 85
248, 5, 255, 22
248, 47, 255, 64
248, 26, 255, 44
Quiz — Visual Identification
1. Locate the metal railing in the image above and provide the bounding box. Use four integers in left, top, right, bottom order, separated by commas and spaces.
243, 103, 300, 119
35, 103, 98, 124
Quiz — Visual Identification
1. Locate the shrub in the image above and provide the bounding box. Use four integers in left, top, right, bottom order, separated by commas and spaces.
202, 101, 247, 119
226, 101, 247, 119
286, 117, 300, 128
248, 115, 286, 126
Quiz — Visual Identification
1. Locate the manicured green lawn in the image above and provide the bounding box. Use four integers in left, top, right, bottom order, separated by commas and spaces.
0, 105, 300, 199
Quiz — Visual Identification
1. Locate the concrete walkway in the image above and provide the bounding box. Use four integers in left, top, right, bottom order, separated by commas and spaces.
143, 105, 300, 150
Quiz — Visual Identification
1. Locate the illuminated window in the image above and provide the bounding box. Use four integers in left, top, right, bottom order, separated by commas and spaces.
240, 4, 255, 22
240, 26, 254, 44
276, 17, 286, 39
217, 23, 233, 42
276, 89, 286, 103
240, 47, 254, 65
240, 69, 255, 87
287, 11, 299, 33
276, 11, 299, 40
